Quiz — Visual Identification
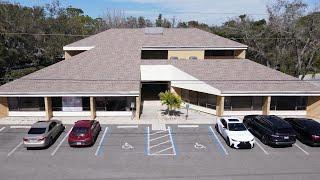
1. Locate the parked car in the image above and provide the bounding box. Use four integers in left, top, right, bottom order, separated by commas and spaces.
215, 117, 255, 149
68, 120, 101, 147
284, 118, 320, 146
243, 115, 296, 146
23, 120, 65, 149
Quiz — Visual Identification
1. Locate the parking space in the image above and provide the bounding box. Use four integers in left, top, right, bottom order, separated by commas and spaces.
1, 123, 320, 180
102, 125, 148, 159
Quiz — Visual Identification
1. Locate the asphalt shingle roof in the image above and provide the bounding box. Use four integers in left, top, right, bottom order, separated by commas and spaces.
0, 28, 319, 95
141, 59, 320, 94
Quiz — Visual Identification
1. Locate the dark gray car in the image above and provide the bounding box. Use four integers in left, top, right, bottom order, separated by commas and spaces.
23, 120, 65, 149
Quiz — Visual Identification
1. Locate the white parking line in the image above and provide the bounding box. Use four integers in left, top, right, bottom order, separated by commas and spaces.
167, 126, 177, 155
95, 127, 109, 156
294, 143, 310, 155
147, 126, 150, 155
150, 130, 166, 136
51, 128, 72, 156
117, 125, 138, 129
178, 125, 199, 128
178, 124, 199, 128
152, 146, 173, 155
7, 141, 23, 157
208, 126, 229, 156
149, 134, 169, 142
0, 127, 5, 132
10, 126, 31, 129
255, 141, 269, 155
149, 140, 171, 149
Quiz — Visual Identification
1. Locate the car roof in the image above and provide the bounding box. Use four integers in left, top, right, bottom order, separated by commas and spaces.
222, 117, 241, 123
74, 120, 93, 127
289, 118, 320, 129
260, 115, 291, 128
32, 121, 50, 128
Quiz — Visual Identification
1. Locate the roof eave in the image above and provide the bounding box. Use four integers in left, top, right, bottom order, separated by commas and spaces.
0, 91, 139, 97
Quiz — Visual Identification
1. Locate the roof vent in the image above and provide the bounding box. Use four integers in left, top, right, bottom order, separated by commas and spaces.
144, 27, 164, 35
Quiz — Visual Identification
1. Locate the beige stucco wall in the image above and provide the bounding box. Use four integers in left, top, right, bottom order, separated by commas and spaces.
235, 50, 246, 59
307, 96, 320, 119
168, 50, 204, 60
0, 97, 9, 118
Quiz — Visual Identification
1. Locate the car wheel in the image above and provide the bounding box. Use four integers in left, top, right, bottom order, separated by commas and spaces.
261, 135, 268, 145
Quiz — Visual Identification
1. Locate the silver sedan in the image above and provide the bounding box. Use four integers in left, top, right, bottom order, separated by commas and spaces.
23, 120, 65, 149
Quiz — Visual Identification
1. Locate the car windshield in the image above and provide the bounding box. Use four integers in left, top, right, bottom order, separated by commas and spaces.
28, 128, 46, 134
275, 128, 294, 134
228, 123, 247, 131
72, 127, 89, 135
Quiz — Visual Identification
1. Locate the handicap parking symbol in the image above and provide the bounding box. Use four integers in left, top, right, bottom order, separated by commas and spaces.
194, 142, 206, 150
122, 142, 134, 150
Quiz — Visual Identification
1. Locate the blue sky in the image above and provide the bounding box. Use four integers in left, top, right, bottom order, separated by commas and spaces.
8, 0, 320, 25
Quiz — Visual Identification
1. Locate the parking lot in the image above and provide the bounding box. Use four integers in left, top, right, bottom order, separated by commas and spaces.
0, 124, 320, 180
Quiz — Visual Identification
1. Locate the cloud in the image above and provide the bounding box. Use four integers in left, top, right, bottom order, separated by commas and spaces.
115, 0, 269, 24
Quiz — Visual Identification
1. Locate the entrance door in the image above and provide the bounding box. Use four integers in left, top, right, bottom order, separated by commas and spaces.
141, 82, 169, 100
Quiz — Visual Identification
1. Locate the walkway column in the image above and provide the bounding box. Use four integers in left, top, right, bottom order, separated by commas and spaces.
216, 96, 225, 117
44, 97, 53, 120
307, 96, 320, 119
262, 96, 271, 115
90, 97, 96, 119
0, 97, 9, 118
135, 96, 141, 119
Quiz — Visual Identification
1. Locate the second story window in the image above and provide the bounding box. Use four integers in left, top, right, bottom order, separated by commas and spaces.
141, 50, 168, 59
204, 50, 235, 59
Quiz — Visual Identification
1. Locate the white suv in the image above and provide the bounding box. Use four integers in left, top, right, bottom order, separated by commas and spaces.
216, 117, 255, 149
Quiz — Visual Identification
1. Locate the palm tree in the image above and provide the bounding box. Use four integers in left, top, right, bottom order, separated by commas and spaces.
159, 90, 182, 116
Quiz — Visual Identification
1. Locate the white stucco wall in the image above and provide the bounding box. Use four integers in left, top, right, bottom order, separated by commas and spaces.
96, 111, 132, 116
8, 111, 46, 117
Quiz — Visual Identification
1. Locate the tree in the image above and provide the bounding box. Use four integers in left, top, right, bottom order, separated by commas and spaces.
155, 14, 163, 27
159, 91, 182, 116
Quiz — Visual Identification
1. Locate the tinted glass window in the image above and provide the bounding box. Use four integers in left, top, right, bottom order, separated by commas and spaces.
28, 128, 46, 134
275, 128, 294, 134
141, 50, 168, 59
301, 120, 320, 133
72, 127, 89, 135
228, 123, 247, 131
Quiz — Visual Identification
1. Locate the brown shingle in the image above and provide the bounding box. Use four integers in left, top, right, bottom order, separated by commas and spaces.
0, 28, 319, 95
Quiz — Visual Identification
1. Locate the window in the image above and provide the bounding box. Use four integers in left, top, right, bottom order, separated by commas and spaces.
189, 56, 198, 60
28, 128, 46, 134
141, 50, 168, 59
224, 96, 262, 111
228, 123, 247, 131
204, 50, 235, 59
96, 97, 135, 111
49, 122, 57, 131
189, 91, 198, 105
181, 89, 189, 102
252, 97, 263, 110
271, 96, 307, 110
8, 97, 45, 111
230, 97, 252, 110
52, 97, 62, 111
207, 95, 216, 109
198, 93, 207, 107
82, 97, 90, 111
180, 88, 216, 110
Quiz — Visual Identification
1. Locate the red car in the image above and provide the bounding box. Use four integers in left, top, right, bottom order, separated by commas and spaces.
68, 120, 101, 147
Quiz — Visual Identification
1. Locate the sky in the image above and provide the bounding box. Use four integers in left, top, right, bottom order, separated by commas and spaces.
7, 0, 320, 25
